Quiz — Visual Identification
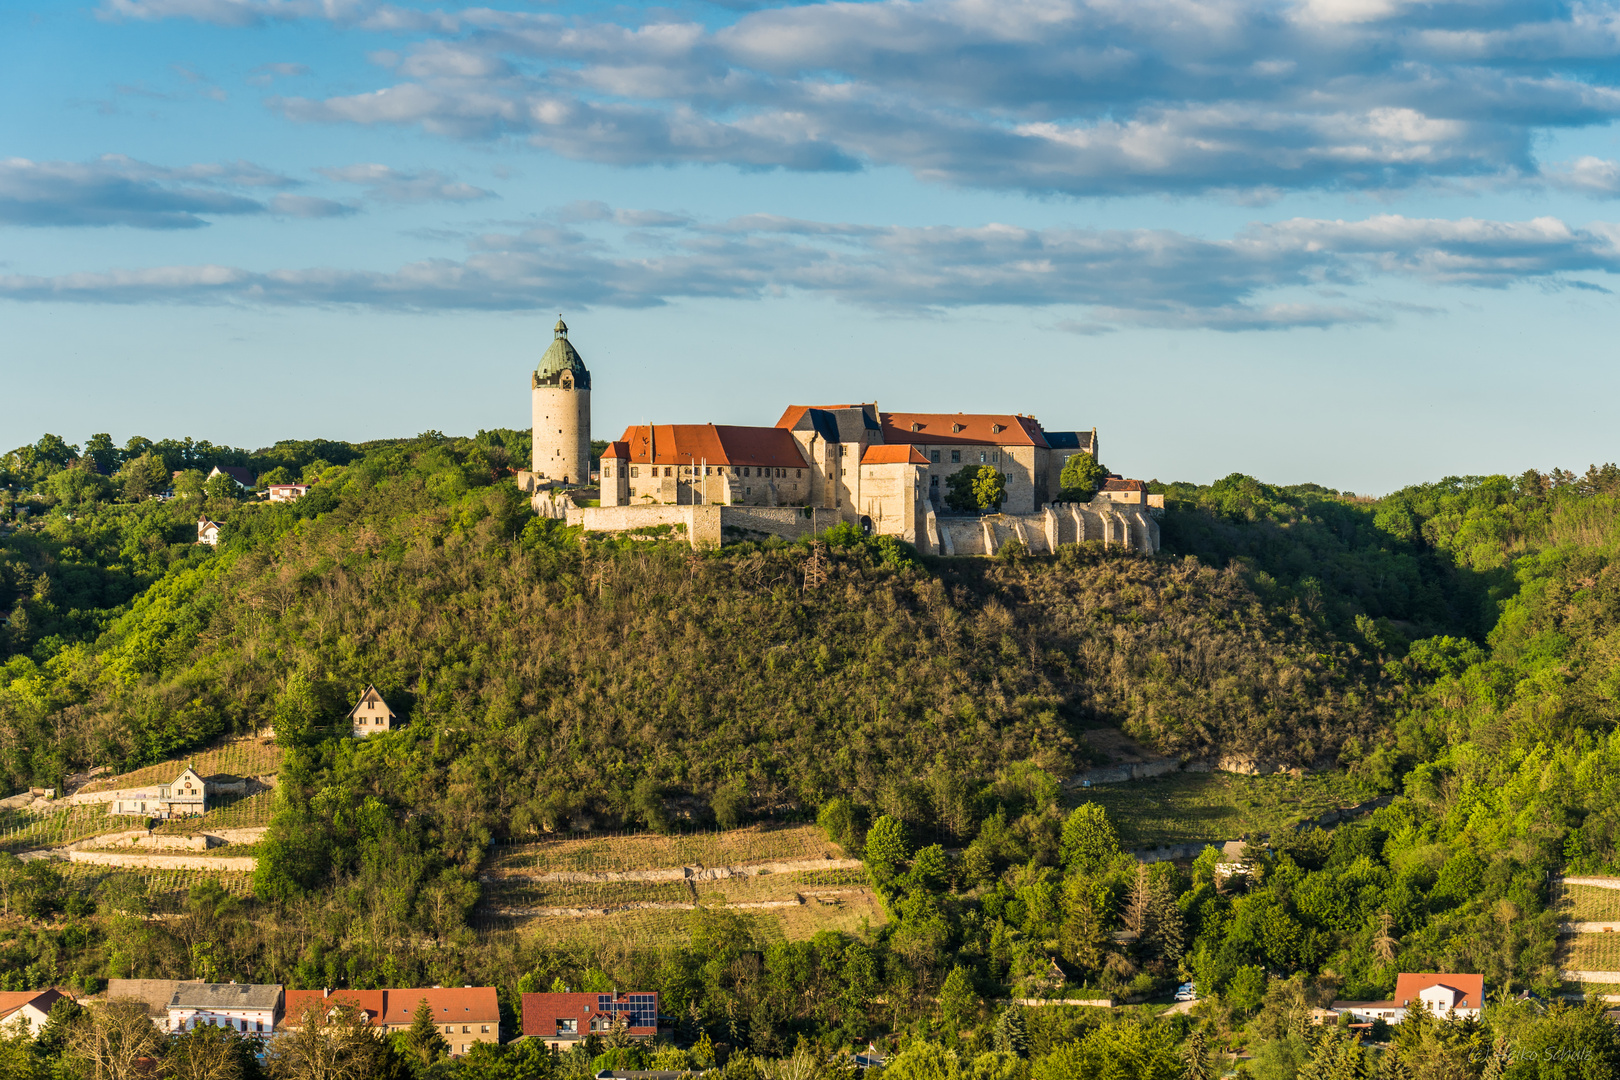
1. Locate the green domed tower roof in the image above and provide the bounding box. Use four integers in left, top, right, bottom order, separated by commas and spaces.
533, 316, 591, 390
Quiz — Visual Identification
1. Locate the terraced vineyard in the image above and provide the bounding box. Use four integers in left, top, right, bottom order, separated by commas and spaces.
1560, 932, 1620, 974
0, 803, 135, 854
1553, 882, 1620, 923
1076, 770, 1379, 848
152, 789, 275, 834
477, 826, 881, 947
491, 823, 844, 874
78, 737, 282, 792
53, 863, 256, 910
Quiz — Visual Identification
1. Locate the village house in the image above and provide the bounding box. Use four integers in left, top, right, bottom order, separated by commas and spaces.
519, 991, 660, 1048
1331, 973, 1485, 1024
196, 518, 222, 546
0, 990, 73, 1036
349, 685, 396, 737
282, 987, 500, 1056
266, 482, 311, 503
107, 979, 199, 1032
167, 983, 282, 1039
106, 766, 207, 819
207, 465, 256, 490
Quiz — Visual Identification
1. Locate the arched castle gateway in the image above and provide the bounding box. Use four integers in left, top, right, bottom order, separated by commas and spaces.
530, 317, 592, 485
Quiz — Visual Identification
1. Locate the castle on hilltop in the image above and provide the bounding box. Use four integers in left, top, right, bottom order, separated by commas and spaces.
520, 319, 1159, 555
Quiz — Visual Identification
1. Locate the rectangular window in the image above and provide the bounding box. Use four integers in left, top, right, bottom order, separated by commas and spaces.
993, 452, 1000, 463
665, 467, 672, 477
796, 469, 802, 477
557, 1019, 578, 1034
930, 476, 938, 487
980, 451, 987, 463
481, 1025, 490, 1034
630, 467, 638, 478
840, 444, 848, 456
930, 449, 940, 463
951, 450, 961, 463
744, 467, 750, 477
463, 1026, 471, 1034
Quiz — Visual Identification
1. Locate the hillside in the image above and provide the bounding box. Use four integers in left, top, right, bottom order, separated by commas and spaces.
7, 432, 1620, 1074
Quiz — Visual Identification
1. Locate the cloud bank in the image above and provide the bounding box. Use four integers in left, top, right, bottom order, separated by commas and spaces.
106, 0, 1620, 199
3, 208, 1615, 329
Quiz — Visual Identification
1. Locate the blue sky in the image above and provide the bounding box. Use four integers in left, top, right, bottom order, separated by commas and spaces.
5, 0, 1620, 492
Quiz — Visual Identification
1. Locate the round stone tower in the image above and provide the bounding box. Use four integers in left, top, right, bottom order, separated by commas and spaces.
531, 316, 592, 485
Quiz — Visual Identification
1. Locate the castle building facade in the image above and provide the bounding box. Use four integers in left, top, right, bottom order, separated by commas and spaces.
530, 318, 591, 486
530, 319, 1154, 555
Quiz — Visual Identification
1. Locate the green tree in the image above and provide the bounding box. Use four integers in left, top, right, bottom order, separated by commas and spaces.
1058, 455, 1108, 502
174, 469, 207, 500
399, 998, 448, 1070
1227, 966, 1268, 1014
992, 1006, 1029, 1058
118, 452, 171, 501
817, 796, 866, 854
1181, 1029, 1214, 1080
945, 466, 1006, 512
1060, 804, 1120, 875
632, 775, 672, 834
939, 966, 980, 1032
864, 815, 911, 886
204, 472, 243, 501
712, 779, 748, 829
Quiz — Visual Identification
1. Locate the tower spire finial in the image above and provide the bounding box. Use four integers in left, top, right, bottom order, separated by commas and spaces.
554, 315, 568, 340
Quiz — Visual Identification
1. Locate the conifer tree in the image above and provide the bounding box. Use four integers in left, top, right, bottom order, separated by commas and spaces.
1180, 1028, 1215, 1080
992, 1006, 1029, 1058
402, 998, 448, 1069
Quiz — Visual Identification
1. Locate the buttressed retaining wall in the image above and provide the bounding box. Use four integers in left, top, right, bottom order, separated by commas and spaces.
564, 499, 1157, 556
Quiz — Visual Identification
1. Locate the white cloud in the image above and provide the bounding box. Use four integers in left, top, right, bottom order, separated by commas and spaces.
3, 207, 1615, 328
315, 163, 495, 203
196, 0, 1620, 197
0, 156, 294, 228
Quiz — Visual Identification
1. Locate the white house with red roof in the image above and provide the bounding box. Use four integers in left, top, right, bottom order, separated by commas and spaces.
1331, 973, 1486, 1024
0, 990, 72, 1036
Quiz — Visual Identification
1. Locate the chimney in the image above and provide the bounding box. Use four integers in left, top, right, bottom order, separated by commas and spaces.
323, 989, 331, 998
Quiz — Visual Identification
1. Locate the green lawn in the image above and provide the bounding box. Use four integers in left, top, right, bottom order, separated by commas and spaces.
1073, 769, 1379, 849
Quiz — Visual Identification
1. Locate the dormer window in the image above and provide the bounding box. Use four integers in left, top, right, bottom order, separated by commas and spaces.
951, 423, 963, 433
910, 422, 921, 432
991, 424, 1004, 434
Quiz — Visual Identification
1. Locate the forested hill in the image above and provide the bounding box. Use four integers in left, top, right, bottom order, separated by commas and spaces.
9, 433, 1620, 1071
3, 435, 1618, 818
3, 431, 1398, 813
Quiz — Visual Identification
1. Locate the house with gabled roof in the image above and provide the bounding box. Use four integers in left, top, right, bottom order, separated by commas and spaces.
0, 989, 73, 1036
107, 766, 207, 819
196, 517, 222, 546
282, 987, 499, 1057
349, 685, 396, 737
1331, 973, 1485, 1024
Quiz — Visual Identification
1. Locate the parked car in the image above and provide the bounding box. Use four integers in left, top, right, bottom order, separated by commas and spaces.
1174, 983, 1198, 1002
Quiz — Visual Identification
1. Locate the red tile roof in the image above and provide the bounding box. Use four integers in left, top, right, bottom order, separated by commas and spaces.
878, 413, 1049, 448
283, 987, 499, 1029
520, 992, 659, 1038
614, 425, 807, 468
599, 441, 629, 460
861, 445, 930, 465
1393, 973, 1484, 1010
1101, 478, 1144, 491
0, 989, 70, 1023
